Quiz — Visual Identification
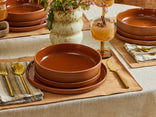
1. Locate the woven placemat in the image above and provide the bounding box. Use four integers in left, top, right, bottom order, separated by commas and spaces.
110, 37, 156, 68
0, 48, 142, 110
0, 14, 90, 40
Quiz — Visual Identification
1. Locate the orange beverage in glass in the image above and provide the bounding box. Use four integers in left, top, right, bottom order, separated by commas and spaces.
91, 19, 115, 41
94, 0, 114, 7
91, 18, 115, 59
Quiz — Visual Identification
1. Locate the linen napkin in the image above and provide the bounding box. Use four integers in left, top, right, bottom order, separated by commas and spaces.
0, 61, 43, 105
124, 43, 156, 62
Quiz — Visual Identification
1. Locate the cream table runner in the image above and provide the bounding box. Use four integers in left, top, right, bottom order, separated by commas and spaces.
0, 4, 156, 117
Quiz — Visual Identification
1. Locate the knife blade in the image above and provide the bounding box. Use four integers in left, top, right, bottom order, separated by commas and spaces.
106, 60, 129, 89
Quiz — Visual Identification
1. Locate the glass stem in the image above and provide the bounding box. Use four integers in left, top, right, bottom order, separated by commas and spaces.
100, 41, 105, 56
102, 7, 105, 16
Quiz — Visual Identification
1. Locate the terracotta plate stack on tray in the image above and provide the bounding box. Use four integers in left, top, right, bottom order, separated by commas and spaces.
26, 43, 107, 95
6, 0, 47, 32
116, 8, 156, 46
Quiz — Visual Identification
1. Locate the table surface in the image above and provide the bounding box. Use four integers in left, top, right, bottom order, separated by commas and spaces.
0, 4, 156, 117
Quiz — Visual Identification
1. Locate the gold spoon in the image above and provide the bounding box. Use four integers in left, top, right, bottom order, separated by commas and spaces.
136, 45, 156, 52
11, 63, 30, 94
142, 51, 156, 56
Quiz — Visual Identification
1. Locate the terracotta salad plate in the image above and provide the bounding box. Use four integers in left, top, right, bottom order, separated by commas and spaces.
35, 69, 101, 89
9, 23, 47, 32
116, 32, 156, 46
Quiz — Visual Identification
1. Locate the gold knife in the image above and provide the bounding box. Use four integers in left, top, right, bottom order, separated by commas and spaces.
106, 60, 129, 89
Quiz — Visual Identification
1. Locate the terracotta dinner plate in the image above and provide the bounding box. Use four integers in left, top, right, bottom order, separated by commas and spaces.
26, 61, 107, 95
117, 27, 156, 41
35, 68, 101, 89
9, 23, 47, 32
8, 16, 47, 27
116, 32, 156, 46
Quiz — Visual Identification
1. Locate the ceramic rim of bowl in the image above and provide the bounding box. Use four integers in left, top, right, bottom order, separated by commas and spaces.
35, 43, 102, 74
117, 8, 156, 28
7, 4, 45, 15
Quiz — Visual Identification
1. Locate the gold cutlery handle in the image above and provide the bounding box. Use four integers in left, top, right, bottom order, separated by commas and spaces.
150, 46, 156, 50
20, 74, 30, 94
115, 71, 129, 89
143, 51, 156, 56
4, 75, 14, 97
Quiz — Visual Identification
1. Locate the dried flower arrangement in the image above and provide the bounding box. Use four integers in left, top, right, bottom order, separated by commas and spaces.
30, 0, 93, 30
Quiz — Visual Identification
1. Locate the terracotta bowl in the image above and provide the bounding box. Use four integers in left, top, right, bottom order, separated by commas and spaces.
117, 8, 156, 36
6, 0, 47, 22
35, 43, 102, 83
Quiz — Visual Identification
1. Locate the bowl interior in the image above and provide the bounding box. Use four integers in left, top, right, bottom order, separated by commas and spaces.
7, 0, 44, 14
35, 44, 101, 72
117, 8, 156, 27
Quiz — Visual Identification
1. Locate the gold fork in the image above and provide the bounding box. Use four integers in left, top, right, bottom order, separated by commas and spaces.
0, 64, 14, 97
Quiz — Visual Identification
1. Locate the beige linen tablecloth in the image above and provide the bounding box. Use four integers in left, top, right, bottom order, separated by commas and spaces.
0, 4, 156, 117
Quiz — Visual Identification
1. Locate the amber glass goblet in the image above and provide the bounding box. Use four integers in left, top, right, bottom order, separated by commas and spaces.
91, 18, 115, 59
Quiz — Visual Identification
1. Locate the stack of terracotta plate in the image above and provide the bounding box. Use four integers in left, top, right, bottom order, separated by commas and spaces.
116, 8, 156, 46
26, 43, 107, 95
6, 0, 47, 32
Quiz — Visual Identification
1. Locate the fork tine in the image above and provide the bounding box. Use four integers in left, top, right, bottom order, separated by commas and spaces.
0, 63, 14, 97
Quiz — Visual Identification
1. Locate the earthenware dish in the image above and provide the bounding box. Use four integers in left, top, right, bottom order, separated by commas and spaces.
117, 27, 156, 41
9, 22, 46, 32
6, 0, 46, 22
117, 8, 156, 36
116, 32, 156, 46
9, 16, 47, 27
35, 68, 101, 89
35, 43, 102, 83
26, 61, 107, 95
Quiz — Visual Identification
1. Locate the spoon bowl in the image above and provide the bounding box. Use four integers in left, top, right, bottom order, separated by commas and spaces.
12, 63, 30, 94
136, 45, 156, 52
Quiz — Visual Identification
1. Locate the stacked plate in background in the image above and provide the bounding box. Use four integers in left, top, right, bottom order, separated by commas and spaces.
6, 0, 47, 32
116, 8, 156, 46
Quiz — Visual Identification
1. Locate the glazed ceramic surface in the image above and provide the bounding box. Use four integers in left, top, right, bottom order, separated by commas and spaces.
9, 23, 46, 32
117, 27, 156, 41
9, 16, 47, 27
26, 61, 107, 95
117, 8, 156, 36
35, 69, 101, 89
6, 0, 46, 22
116, 32, 156, 46
35, 43, 102, 83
